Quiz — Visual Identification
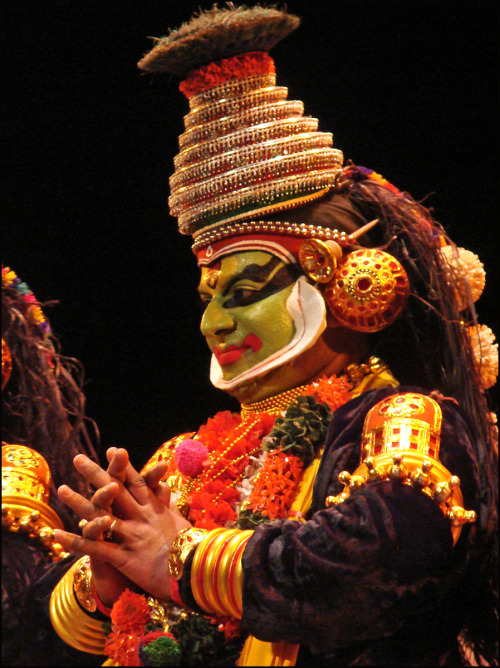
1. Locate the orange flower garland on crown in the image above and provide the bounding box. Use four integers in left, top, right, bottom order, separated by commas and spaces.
179, 51, 275, 98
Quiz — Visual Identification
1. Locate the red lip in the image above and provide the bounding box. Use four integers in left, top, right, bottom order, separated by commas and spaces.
214, 334, 262, 366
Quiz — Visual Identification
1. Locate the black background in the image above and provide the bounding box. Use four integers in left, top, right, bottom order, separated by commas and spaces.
3, 0, 498, 467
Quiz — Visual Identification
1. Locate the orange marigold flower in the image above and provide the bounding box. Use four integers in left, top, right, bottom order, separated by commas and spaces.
247, 449, 303, 520
180, 52, 275, 98
111, 589, 150, 634
307, 375, 352, 411
210, 615, 242, 640
104, 630, 141, 666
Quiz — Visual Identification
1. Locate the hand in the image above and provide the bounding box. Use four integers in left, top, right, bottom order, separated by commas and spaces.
57, 448, 191, 604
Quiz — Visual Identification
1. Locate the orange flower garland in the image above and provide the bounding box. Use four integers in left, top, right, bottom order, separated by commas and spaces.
245, 447, 304, 521
105, 589, 152, 666
179, 51, 275, 98
186, 411, 276, 530
106, 374, 355, 665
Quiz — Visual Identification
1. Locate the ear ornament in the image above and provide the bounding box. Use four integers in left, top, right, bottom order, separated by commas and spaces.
299, 219, 410, 333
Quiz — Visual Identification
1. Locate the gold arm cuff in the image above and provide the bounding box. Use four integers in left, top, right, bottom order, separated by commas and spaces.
168, 527, 209, 580
326, 393, 476, 545
49, 556, 105, 655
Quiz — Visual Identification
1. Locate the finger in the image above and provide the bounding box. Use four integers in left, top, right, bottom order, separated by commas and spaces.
153, 481, 171, 507
73, 454, 140, 518
58, 485, 109, 520
142, 461, 170, 489
81, 515, 114, 541
90, 482, 121, 511
54, 528, 119, 563
105, 448, 153, 506
106, 448, 129, 482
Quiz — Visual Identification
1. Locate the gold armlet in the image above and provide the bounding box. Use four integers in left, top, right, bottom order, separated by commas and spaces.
326, 393, 476, 545
2, 444, 69, 561
49, 556, 106, 655
168, 527, 210, 580
190, 528, 253, 619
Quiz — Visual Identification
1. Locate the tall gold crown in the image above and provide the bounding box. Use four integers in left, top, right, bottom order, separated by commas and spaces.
138, 6, 344, 237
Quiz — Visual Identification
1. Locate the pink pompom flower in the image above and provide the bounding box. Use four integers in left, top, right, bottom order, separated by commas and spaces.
174, 439, 209, 478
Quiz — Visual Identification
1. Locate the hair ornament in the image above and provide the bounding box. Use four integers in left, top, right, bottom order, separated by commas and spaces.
466, 324, 498, 391
440, 245, 486, 311
2, 266, 51, 336
139, 5, 343, 236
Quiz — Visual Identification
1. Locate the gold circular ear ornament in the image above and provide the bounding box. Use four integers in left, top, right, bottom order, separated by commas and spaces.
298, 238, 343, 283
324, 248, 410, 332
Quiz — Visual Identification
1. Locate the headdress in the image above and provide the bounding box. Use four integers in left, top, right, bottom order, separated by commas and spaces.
137, 4, 497, 371
138, 6, 345, 249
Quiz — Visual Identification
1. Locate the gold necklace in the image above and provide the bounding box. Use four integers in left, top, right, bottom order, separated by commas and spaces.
240, 383, 313, 419
191, 415, 262, 491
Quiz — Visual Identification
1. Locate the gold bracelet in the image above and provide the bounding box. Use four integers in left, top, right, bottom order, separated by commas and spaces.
168, 527, 209, 581
49, 556, 106, 655
73, 555, 97, 613
190, 528, 252, 619
200, 531, 234, 616
190, 528, 227, 613
226, 530, 252, 618
214, 531, 248, 618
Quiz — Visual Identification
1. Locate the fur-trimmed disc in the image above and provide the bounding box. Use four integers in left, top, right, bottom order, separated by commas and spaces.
138, 4, 300, 76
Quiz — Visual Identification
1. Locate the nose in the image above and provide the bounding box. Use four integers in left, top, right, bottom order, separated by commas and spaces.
200, 299, 237, 338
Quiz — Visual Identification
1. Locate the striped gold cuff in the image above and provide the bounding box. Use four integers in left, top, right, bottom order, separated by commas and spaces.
49, 556, 105, 655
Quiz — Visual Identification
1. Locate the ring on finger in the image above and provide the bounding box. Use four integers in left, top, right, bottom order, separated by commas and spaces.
103, 518, 117, 542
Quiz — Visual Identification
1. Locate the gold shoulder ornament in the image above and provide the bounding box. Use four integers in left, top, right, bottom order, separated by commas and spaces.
326, 393, 476, 545
2, 443, 69, 560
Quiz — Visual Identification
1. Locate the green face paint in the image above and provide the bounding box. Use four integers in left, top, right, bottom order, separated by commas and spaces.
198, 251, 301, 382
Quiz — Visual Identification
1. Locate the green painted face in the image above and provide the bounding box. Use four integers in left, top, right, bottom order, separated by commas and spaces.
198, 251, 300, 382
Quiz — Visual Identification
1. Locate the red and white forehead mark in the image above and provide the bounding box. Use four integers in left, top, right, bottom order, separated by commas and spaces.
204, 264, 221, 289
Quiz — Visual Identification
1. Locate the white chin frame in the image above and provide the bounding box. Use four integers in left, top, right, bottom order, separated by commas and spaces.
210, 276, 327, 392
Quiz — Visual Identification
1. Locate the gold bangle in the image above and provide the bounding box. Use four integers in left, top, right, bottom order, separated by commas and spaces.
190, 528, 227, 613
168, 527, 209, 581
49, 556, 106, 655
226, 530, 252, 618
200, 531, 234, 616
214, 531, 247, 618
190, 528, 252, 618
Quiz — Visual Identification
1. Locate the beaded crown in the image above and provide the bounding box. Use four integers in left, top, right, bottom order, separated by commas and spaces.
138, 6, 344, 243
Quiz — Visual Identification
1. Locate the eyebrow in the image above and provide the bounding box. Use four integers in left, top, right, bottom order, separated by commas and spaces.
222, 257, 282, 296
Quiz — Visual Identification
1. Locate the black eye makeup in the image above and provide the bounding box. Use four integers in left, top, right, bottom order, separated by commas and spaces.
223, 262, 302, 308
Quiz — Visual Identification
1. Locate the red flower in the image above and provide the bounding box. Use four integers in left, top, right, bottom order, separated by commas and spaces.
141, 630, 176, 646
180, 52, 275, 98
210, 615, 242, 640
246, 449, 303, 520
104, 630, 141, 666
307, 375, 352, 411
111, 589, 150, 635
